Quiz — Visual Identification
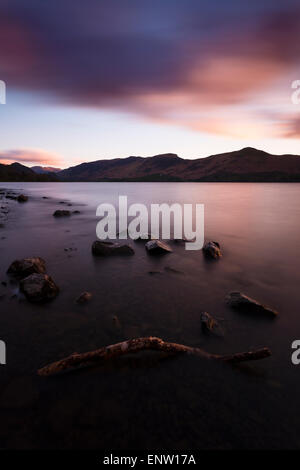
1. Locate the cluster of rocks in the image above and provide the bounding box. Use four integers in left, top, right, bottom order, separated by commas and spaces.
90, 236, 224, 260
7, 257, 59, 303
4, 192, 28, 202
200, 290, 278, 337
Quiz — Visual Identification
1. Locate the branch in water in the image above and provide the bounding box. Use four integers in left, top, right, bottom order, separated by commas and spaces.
37, 336, 271, 376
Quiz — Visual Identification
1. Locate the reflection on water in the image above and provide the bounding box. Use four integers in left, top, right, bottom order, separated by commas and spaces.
0, 182, 300, 449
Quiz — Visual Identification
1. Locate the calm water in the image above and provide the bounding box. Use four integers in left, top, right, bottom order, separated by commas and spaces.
0, 182, 300, 449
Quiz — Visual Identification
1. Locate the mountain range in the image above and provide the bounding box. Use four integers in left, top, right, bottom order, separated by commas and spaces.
1, 147, 300, 182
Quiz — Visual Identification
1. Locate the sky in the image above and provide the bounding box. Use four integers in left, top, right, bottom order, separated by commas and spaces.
0, 0, 300, 169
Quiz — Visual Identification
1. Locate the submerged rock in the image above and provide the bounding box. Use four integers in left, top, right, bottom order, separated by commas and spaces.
7, 257, 46, 279
164, 266, 184, 275
20, 273, 59, 302
53, 210, 71, 217
112, 315, 122, 329
200, 311, 223, 336
92, 240, 135, 256
133, 233, 153, 242
226, 292, 278, 317
76, 291, 92, 304
17, 194, 28, 203
203, 241, 222, 259
145, 240, 172, 254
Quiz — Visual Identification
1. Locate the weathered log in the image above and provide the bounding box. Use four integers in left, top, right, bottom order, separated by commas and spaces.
37, 336, 271, 376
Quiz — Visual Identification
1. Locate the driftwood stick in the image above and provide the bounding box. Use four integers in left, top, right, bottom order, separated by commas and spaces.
37, 336, 271, 376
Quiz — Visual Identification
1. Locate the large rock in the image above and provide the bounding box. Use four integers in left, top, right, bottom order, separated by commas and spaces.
53, 210, 71, 217
20, 273, 59, 302
92, 240, 135, 256
7, 257, 46, 279
226, 292, 278, 317
203, 241, 222, 259
145, 240, 172, 254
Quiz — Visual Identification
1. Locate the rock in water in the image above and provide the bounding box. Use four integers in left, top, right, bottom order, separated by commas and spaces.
17, 194, 28, 203
53, 210, 71, 217
20, 273, 59, 302
133, 233, 152, 242
200, 311, 223, 336
203, 241, 222, 259
226, 292, 278, 317
76, 291, 92, 304
7, 257, 46, 278
145, 240, 172, 254
92, 241, 134, 256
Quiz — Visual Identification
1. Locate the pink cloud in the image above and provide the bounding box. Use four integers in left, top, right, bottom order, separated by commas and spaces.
0, 149, 63, 166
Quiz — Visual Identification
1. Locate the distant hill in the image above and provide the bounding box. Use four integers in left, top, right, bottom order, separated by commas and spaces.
2, 148, 300, 182
31, 166, 61, 174
0, 163, 58, 182
58, 148, 300, 182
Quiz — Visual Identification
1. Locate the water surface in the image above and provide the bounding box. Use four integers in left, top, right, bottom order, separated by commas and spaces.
0, 182, 299, 449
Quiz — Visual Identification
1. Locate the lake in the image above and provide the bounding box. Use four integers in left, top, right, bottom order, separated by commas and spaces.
0, 182, 300, 449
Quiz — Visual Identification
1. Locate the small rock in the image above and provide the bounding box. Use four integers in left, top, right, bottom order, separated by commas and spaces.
200, 311, 223, 336
164, 266, 184, 275
226, 292, 278, 317
20, 273, 59, 303
1, 281, 7, 287
203, 241, 222, 259
53, 210, 71, 217
17, 194, 28, 203
76, 291, 92, 304
92, 241, 135, 256
145, 239, 172, 254
72, 210, 80, 214
7, 257, 46, 279
148, 271, 163, 275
